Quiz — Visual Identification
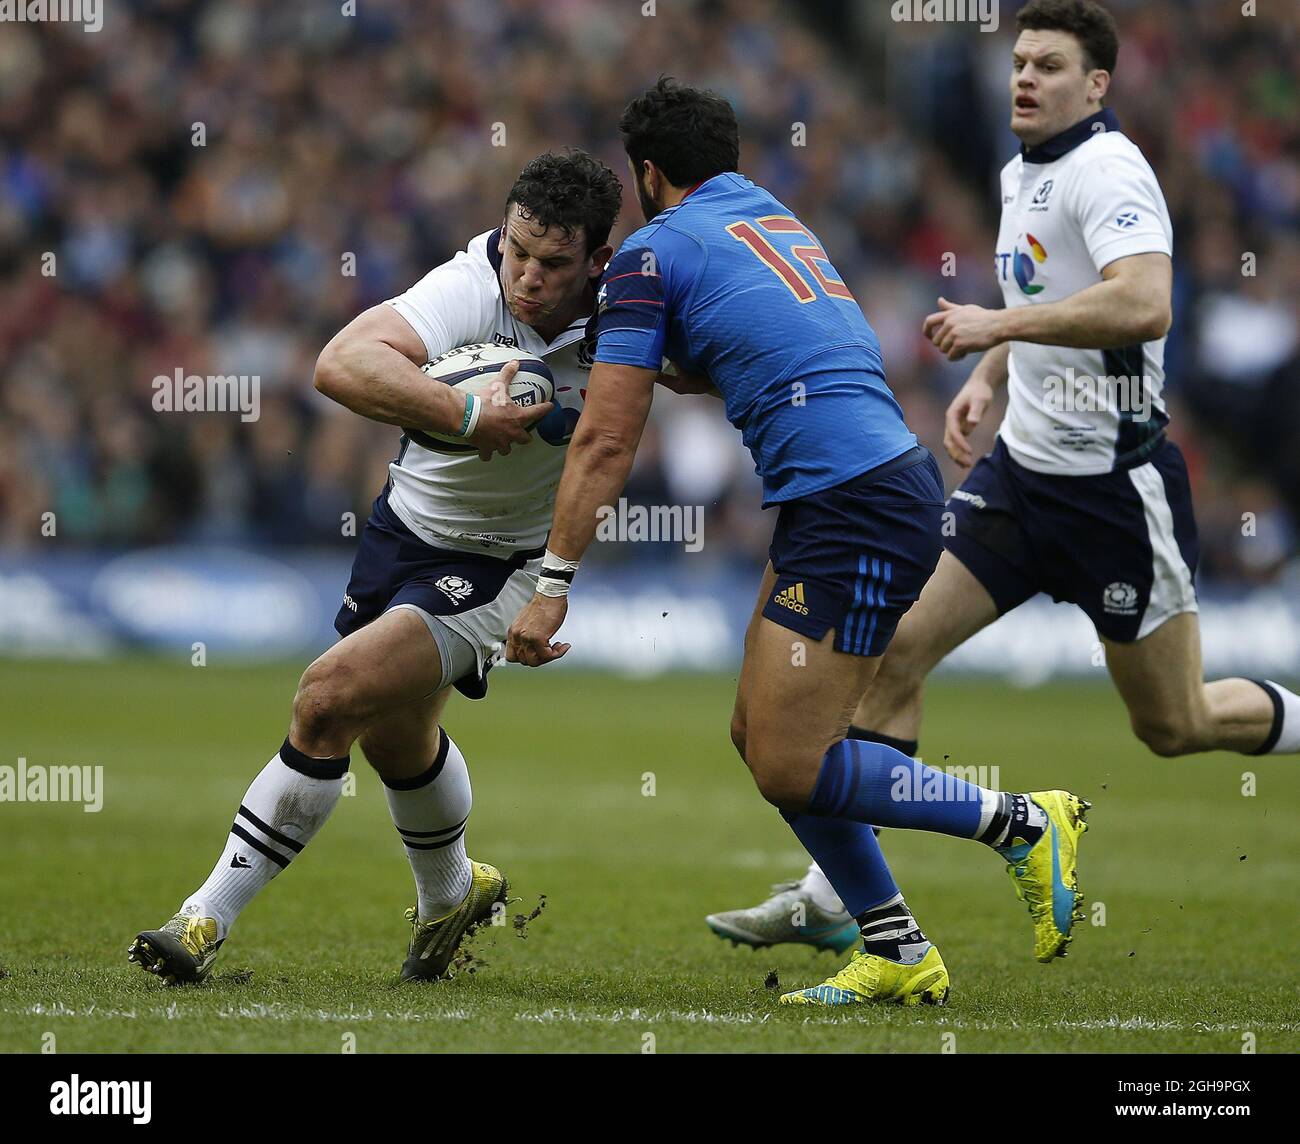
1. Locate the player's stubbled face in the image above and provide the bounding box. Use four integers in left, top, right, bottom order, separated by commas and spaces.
632, 162, 660, 223
498, 206, 595, 337
1009, 30, 1100, 146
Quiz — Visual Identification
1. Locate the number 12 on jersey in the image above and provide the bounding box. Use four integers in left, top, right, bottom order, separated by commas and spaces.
726, 215, 856, 304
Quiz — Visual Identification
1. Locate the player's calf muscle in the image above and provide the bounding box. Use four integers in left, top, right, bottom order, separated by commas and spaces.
359, 721, 441, 780
854, 654, 926, 734
360, 730, 434, 777
1129, 679, 1272, 757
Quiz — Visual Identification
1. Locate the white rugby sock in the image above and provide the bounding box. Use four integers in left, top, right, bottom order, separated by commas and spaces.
1253, 680, 1300, 754
182, 740, 348, 938
801, 861, 846, 914
382, 729, 473, 921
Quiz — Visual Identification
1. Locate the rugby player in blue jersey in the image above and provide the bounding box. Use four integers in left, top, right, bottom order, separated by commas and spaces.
508, 79, 1090, 1005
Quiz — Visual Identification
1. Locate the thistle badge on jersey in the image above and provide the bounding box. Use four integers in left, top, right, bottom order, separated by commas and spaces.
1102, 581, 1139, 616
435, 576, 474, 604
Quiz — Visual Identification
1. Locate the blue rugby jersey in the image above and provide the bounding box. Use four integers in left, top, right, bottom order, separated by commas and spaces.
594, 173, 916, 503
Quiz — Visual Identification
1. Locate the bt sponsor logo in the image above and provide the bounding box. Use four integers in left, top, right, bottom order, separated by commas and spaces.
995, 233, 1048, 296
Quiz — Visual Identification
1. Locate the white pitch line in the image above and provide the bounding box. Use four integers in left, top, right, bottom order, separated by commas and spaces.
513, 1009, 1297, 1033
10, 1003, 1297, 1035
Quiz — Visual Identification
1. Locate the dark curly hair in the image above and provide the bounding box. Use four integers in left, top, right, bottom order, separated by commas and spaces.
1016, 0, 1120, 74
505, 150, 623, 254
619, 76, 740, 188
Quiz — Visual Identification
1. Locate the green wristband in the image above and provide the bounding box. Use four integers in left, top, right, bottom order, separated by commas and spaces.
455, 393, 480, 438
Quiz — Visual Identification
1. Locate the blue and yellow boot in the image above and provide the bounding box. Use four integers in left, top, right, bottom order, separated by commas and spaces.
779, 943, 949, 1006
999, 790, 1090, 962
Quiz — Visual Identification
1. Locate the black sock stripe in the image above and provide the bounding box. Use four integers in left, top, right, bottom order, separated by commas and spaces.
400, 825, 466, 851
977, 795, 1011, 845
1248, 679, 1284, 755
430, 727, 452, 779
229, 822, 292, 869
381, 730, 453, 791
237, 805, 305, 853
397, 816, 469, 840
847, 726, 919, 757
279, 737, 350, 780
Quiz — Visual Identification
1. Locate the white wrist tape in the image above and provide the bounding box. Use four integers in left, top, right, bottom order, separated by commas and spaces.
537, 548, 580, 598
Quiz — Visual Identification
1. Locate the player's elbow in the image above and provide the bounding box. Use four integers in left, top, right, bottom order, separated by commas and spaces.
1137, 302, 1172, 342
1122, 294, 1172, 343
313, 345, 347, 401
573, 424, 637, 468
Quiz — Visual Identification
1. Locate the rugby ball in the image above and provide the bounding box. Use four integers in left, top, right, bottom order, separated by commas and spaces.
410, 343, 554, 453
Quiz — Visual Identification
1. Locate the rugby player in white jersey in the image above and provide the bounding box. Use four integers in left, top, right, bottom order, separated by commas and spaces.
709, 0, 1300, 951
129, 151, 623, 983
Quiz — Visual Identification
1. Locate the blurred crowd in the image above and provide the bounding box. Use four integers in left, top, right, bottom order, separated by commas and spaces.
0, 0, 1296, 585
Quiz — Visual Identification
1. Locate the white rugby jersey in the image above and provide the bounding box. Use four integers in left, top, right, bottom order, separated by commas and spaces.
994, 110, 1173, 474
383, 228, 593, 555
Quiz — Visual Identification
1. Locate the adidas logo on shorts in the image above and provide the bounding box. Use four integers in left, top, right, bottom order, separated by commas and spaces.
773, 582, 810, 616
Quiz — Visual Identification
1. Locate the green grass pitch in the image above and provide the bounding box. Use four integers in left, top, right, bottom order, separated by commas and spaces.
1, 657, 1296, 1053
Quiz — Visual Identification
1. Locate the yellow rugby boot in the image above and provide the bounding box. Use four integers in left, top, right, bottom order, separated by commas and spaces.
998, 790, 1090, 962
128, 910, 224, 985
401, 860, 508, 982
779, 944, 949, 1006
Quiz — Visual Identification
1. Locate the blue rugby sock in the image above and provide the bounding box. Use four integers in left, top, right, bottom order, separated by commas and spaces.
807, 737, 998, 839
780, 809, 896, 917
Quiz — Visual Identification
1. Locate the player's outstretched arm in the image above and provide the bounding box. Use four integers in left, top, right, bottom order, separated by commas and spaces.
506, 361, 658, 667
314, 305, 546, 456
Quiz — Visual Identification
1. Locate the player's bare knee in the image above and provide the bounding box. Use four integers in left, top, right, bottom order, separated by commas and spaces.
1131, 715, 1195, 758
729, 711, 748, 761
744, 744, 815, 811
750, 768, 811, 812
292, 658, 366, 744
